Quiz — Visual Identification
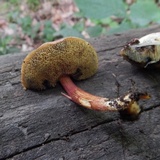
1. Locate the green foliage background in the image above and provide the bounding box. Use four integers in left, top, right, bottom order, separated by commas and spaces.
0, 0, 160, 55
74, 0, 160, 35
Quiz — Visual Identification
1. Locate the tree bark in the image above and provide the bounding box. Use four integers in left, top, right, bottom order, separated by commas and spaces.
0, 25, 160, 160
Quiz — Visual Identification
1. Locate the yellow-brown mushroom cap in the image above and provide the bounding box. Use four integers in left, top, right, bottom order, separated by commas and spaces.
21, 37, 98, 90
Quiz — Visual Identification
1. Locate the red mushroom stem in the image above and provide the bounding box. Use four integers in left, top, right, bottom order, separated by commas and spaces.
60, 75, 150, 112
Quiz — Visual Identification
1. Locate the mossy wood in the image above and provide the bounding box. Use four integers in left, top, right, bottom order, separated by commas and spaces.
0, 25, 160, 160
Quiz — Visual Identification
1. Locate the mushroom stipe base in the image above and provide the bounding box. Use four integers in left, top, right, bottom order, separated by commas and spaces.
59, 75, 150, 117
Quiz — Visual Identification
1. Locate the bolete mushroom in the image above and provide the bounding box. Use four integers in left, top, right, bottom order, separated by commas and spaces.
21, 37, 150, 117
120, 32, 160, 68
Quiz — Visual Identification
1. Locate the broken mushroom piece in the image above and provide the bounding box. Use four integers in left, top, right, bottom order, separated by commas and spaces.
21, 37, 150, 117
120, 32, 160, 68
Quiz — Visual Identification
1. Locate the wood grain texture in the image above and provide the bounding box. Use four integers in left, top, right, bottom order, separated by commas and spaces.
0, 25, 160, 160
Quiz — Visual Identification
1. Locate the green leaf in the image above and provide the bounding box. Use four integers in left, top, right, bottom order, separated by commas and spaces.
19, 16, 32, 35
129, 0, 160, 26
73, 21, 85, 32
43, 20, 56, 42
27, 0, 39, 10
86, 25, 103, 37
19, 16, 32, 27
8, 11, 20, 23
74, 0, 126, 19
0, 36, 12, 55
108, 19, 135, 34
54, 27, 83, 38
31, 23, 41, 39
10, 0, 19, 5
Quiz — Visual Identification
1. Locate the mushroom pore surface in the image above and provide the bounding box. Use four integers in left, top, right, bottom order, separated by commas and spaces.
21, 37, 98, 90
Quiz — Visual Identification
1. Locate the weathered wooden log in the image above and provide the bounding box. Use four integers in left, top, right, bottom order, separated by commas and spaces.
0, 25, 160, 160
